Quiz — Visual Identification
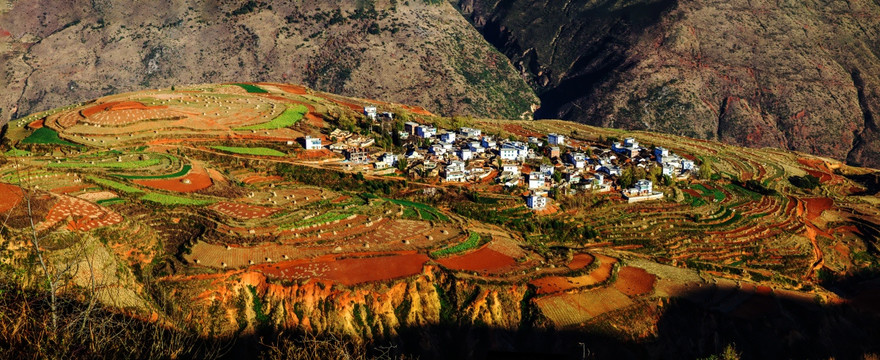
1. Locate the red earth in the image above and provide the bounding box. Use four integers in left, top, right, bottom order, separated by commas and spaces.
241, 175, 282, 184
436, 246, 517, 274
132, 164, 213, 193
502, 124, 543, 139
81, 101, 165, 117
210, 202, 282, 220
802, 197, 833, 222
258, 252, 430, 286
38, 196, 122, 232
613, 266, 657, 296
28, 119, 44, 129
567, 253, 595, 270
0, 183, 24, 212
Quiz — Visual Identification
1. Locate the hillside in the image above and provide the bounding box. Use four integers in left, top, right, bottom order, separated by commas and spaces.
0, 0, 537, 125
1, 83, 880, 358
454, 0, 880, 168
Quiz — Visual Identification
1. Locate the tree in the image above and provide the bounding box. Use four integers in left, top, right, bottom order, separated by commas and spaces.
699, 157, 713, 180
619, 167, 635, 188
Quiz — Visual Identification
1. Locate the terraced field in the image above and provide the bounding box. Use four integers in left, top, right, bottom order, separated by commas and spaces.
2, 82, 878, 354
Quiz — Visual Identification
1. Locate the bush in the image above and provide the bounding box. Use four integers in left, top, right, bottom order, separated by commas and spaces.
789, 175, 820, 189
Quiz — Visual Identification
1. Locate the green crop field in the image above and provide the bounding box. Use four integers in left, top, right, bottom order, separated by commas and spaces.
388, 199, 449, 221
4, 148, 31, 157
211, 146, 286, 157
235, 105, 308, 130
283, 212, 352, 229
431, 232, 482, 258
140, 193, 215, 206
115, 165, 192, 180
47, 159, 163, 169
232, 83, 268, 93
21, 127, 80, 147
87, 176, 144, 193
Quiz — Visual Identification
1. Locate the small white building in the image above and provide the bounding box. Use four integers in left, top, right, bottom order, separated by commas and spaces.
457, 148, 473, 161
539, 164, 555, 176
378, 153, 398, 167
500, 146, 519, 160
460, 127, 482, 138
527, 194, 547, 210
468, 141, 485, 153
429, 144, 447, 156
502, 163, 520, 175
439, 132, 456, 143
481, 137, 497, 149
548, 133, 564, 146
364, 106, 378, 120
416, 125, 436, 138
304, 136, 323, 150
528, 172, 546, 189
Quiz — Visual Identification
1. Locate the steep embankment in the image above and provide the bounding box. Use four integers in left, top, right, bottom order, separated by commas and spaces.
0, 0, 537, 124
455, 0, 880, 168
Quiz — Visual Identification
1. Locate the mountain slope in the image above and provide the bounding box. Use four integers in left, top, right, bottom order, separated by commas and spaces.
0, 0, 538, 124
455, 0, 880, 168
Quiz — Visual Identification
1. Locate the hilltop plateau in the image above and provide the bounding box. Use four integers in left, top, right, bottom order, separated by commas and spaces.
1, 83, 880, 358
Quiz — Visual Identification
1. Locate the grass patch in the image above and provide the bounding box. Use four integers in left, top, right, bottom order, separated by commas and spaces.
691, 184, 725, 201
115, 165, 191, 180
48, 159, 162, 169
282, 211, 352, 229
232, 83, 268, 93
4, 148, 30, 156
235, 105, 308, 130
211, 146, 286, 157
140, 193, 215, 206
96, 198, 126, 205
21, 127, 80, 147
387, 198, 449, 221
86, 176, 144, 194
431, 232, 482, 258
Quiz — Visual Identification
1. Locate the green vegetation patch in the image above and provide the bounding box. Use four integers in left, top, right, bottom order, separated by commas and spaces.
140, 193, 215, 206
87, 176, 144, 194
387, 199, 449, 221
115, 165, 191, 180
235, 105, 308, 130
431, 232, 482, 258
96, 198, 126, 205
4, 148, 31, 157
211, 146, 286, 157
48, 158, 162, 169
232, 83, 268, 93
691, 184, 725, 201
21, 127, 80, 147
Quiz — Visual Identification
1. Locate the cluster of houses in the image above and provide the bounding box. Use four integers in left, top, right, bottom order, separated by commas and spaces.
301, 107, 698, 210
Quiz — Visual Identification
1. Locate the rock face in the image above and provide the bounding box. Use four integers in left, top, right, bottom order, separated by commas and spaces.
455, 0, 880, 168
0, 0, 538, 124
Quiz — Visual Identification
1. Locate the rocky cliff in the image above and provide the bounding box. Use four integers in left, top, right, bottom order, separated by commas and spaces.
455, 0, 880, 168
0, 0, 538, 124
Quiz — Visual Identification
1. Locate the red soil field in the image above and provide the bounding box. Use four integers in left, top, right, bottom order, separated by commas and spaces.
210, 202, 282, 220
81, 101, 164, 117
316, 94, 363, 111
401, 104, 434, 116
0, 183, 24, 212
241, 175, 282, 184
802, 197, 833, 221
613, 266, 657, 296
28, 119, 44, 129
501, 124, 543, 138
294, 149, 337, 160
436, 246, 517, 274
259, 253, 430, 286
37, 196, 122, 232
132, 164, 212, 193
567, 253, 595, 270
530, 254, 618, 295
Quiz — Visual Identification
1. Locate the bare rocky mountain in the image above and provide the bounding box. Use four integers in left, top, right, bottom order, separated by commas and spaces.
455, 0, 880, 168
0, 0, 538, 124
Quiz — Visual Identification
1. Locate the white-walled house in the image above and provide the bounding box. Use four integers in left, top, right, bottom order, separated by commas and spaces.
527, 193, 547, 210
458, 148, 473, 161
460, 127, 481, 138
439, 132, 456, 143
416, 125, 436, 138
502, 163, 520, 174
540, 164, 555, 176
548, 133, 564, 146
304, 136, 323, 150
500, 146, 519, 160
364, 106, 377, 120
481, 137, 497, 149
528, 172, 546, 189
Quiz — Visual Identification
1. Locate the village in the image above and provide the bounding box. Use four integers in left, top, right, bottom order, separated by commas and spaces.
302, 106, 699, 211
